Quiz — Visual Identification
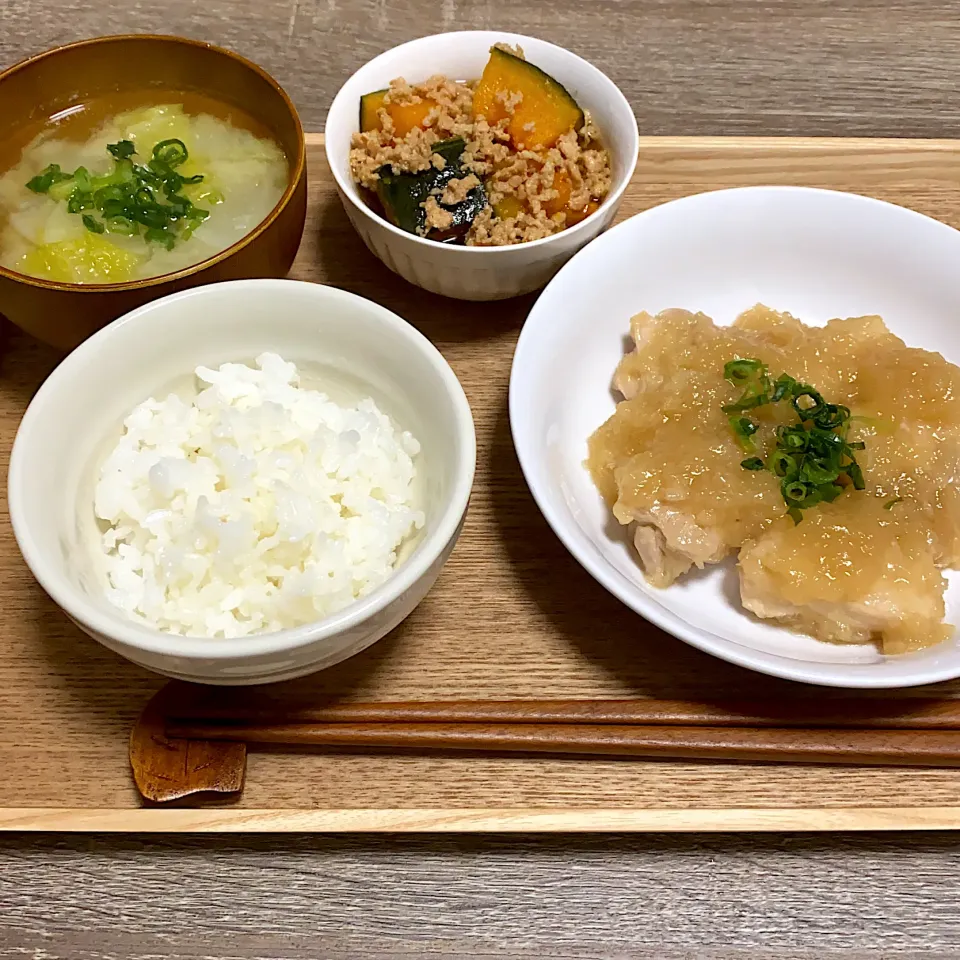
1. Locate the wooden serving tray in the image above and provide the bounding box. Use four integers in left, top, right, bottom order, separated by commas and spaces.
4, 134, 960, 833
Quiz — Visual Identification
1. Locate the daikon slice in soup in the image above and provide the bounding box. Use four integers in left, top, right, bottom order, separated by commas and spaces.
0, 102, 288, 284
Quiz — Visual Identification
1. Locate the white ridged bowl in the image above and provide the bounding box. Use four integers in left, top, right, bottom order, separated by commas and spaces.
8, 279, 476, 685
324, 31, 639, 301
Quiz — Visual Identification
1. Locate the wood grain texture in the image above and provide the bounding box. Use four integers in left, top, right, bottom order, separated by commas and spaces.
9, 805, 960, 832
3, 832, 960, 957
4, 0, 960, 139
7, 136, 960, 827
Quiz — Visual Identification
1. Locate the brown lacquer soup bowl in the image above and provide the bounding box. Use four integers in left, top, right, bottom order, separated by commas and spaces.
0, 34, 307, 351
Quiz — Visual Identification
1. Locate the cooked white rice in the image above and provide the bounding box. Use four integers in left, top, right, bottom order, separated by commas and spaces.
93, 352, 424, 638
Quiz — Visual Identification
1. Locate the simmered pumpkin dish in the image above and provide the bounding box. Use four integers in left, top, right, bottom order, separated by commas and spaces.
348, 44, 612, 245
587, 305, 960, 654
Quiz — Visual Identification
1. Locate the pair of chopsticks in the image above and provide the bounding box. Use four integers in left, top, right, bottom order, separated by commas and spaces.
166, 697, 960, 767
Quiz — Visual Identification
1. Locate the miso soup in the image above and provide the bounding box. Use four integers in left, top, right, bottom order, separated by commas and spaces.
0, 93, 289, 284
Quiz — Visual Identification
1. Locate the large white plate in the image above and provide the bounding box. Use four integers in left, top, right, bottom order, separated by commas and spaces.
510, 186, 960, 687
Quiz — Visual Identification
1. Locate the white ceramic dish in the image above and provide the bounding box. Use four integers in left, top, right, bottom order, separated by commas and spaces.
510, 185, 960, 689
9, 279, 476, 685
324, 30, 639, 301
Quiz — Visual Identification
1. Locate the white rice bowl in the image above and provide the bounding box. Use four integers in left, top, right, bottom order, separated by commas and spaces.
93, 352, 425, 638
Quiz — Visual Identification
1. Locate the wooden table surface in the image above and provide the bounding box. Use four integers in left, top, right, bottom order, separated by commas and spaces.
4, 1, 960, 957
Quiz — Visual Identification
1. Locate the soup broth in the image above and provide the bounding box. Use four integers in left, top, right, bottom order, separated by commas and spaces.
0, 91, 288, 284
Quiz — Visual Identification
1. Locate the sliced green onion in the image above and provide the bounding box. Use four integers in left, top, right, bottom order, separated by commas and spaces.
884, 497, 904, 510
26, 137, 209, 251
72, 166, 92, 193
48, 178, 78, 202
817, 483, 844, 503
66, 190, 94, 214
781, 430, 807, 451
26, 164, 70, 194
144, 226, 176, 250
152, 138, 189, 168
846, 461, 865, 490
783, 480, 810, 503
770, 450, 798, 478
792, 388, 825, 420
107, 140, 136, 160
103, 216, 138, 236
813, 403, 850, 429
771, 373, 797, 402
800, 458, 837, 484
729, 359, 869, 521
724, 358, 766, 384
728, 415, 758, 451
722, 395, 767, 414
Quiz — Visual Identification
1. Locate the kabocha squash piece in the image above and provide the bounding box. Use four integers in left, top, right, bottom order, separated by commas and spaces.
389, 99, 437, 137
360, 90, 437, 137
493, 194, 525, 220
543, 169, 600, 225
360, 90, 388, 132
566, 200, 600, 226
473, 46, 585, 150
543, 169, 574, 216
375, 137, 487, 240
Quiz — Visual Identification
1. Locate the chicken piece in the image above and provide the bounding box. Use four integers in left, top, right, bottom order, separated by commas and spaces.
739, 308, 960, 564
588, 308, 799, 586
848, 336, 960, 567
627, 509, 724, 587
631, 525, 693, 587
738, 495, 951, 654
588, 304, 960, 589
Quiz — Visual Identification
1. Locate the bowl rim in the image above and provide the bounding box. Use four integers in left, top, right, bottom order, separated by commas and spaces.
8, 278, 477, 660
509, 184, 960, 689
0, 34, 306, 293
324, 29, 640, 254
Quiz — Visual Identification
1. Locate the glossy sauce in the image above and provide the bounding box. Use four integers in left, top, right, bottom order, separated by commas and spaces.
588, 305, 960, 650
739, 496, 951, 653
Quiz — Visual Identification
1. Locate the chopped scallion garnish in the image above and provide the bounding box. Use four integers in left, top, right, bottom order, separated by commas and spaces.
81, 213, 104, 234
107, 139, 136, 160
723, 358, 868, 523
26, 163, 71, 194
24, 138, 209, 250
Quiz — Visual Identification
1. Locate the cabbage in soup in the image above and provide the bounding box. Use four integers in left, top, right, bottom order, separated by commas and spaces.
0, 103, 288, 284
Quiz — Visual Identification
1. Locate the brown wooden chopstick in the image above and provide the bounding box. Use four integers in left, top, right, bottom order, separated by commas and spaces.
167, 697, 960, 730
163, 721, 960, 768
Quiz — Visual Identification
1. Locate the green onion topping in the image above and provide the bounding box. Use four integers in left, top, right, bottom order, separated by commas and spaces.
24, 139, 210, 250
26, 164, 71, 194
107, 139, 136, 160
723, 357, 867, 523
